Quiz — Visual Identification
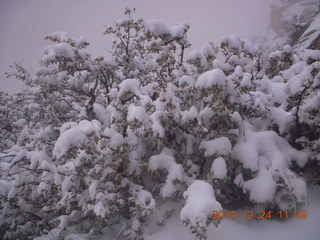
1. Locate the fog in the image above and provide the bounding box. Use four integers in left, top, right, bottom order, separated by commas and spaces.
0, 0, 278, 93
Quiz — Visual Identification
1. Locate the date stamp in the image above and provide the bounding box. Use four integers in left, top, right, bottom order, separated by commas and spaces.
211, 210, 308, 220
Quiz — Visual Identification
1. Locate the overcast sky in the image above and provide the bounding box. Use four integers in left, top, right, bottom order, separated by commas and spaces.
0, 0, 278, 93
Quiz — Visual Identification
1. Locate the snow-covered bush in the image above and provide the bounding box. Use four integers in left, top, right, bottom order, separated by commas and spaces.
180, 180, 222, 240
1, 5, 319, 240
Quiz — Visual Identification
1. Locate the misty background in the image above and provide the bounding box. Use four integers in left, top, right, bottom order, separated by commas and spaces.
0, 0, 278, 93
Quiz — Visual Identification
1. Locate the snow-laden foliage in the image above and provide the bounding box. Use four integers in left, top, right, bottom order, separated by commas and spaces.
180, 180, 222, 240
1, 6, 319, 240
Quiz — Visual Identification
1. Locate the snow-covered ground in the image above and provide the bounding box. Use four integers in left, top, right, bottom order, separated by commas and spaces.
144, 186, 320, 240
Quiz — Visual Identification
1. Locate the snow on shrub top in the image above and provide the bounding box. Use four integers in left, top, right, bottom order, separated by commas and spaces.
178, 75, 196, 87
43, 43, 75, 63
243, 161, 307, 206
0, 180, 12, 197
148, 148, 184, 198
103, 127, 125, 149
144, 19, 189, 39
211, 157, 227, 179
186, 50, 209, 68
232, 124, 310, 206
53, 127, 87, 159
144, 19, 170, 36
202, 42, 217, 58
232, 124, 310, 172
42, 31, 89, 65
243, 161, 277, 203
127, 104, 147, 122
242, 38, 257, 55
181, 106, 198, 123
221, 34, 242, 52
180, 180, 222, 227
195, 69, 227, 89
53, 120, 101, 158
60, 122, 78, 135
28, 151, 51, 170
168, 22, 189, 39
286, 66, 313, 95
135, 190, 156, 213
269, 107, 291, 134
240, 72, 252, 88
45, 31, 89, 48
200, 137, 232, 157
150, 110, 165, 138
118, 78, 141, 99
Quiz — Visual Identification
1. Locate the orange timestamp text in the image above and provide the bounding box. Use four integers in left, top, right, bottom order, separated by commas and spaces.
211, 210, 308, 220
